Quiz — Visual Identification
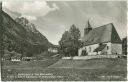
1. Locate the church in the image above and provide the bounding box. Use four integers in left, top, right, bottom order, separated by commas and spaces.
78, 21, 122, 56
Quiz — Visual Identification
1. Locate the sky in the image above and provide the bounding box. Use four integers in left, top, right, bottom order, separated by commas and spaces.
2, 0, 127, 45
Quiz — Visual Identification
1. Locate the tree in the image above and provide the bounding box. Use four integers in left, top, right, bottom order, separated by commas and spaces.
59, 31, 71, 57
69, 24, 81, 57
59, 24, 81, 57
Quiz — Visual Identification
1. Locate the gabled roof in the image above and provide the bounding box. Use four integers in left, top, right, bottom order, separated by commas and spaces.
81, 23, 121, 46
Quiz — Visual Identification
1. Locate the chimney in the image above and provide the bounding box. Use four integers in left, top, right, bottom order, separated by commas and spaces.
84, 20, 92, 35
0, 2, 2, 12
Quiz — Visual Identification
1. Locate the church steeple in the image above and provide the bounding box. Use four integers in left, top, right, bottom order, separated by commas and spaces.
84, 20, 92, 35
87, 20, 91, 28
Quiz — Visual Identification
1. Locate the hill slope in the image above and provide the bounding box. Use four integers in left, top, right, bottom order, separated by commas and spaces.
0, 10, 51, 57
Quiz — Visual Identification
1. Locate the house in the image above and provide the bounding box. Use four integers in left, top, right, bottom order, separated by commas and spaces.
11, 51, 22, 61
11, 57, 21, 61
11, 54, 21, 61
48, 45, 59, 53
78, 21, 122, 56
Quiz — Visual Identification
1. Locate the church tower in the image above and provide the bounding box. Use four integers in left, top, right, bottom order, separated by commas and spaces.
84, 20, 92, 35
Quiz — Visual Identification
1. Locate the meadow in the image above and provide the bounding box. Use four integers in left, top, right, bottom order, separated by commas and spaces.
1, 58, 127, 81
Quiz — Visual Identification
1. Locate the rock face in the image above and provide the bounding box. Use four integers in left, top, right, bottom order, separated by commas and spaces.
0, 10, 51, 57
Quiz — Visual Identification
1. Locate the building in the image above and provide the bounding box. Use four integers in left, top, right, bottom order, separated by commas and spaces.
10, 51, 22, 61
48, 45, 59, 53
78, 21, 122, 56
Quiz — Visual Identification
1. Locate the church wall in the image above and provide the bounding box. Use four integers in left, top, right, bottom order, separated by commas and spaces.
78, 42, 112, 56
86, 44, 99, 55
106, 42, 111, 54
111, 43, 122, 55
78, 44, 99, 56
78, 46, 86, 56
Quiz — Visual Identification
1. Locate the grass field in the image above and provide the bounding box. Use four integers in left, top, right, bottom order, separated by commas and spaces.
1, 58, 127, 81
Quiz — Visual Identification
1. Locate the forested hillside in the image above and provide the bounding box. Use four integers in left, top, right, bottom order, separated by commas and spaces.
0, 10, 51, 58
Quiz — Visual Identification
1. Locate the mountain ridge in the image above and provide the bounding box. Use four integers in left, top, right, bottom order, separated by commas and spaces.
0, 10, 52, 57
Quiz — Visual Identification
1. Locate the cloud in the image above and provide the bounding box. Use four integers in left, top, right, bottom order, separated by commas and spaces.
3, 0, 59, 20
21, 15, 37, 20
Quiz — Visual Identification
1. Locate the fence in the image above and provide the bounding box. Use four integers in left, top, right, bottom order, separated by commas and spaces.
62, 55, 118, 60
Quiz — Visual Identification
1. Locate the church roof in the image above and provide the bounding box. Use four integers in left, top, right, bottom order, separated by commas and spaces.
81, 23, 121, 46
94, 44, 107, 52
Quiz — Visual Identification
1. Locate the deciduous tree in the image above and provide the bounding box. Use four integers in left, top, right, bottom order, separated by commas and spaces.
59, 24, 82, 57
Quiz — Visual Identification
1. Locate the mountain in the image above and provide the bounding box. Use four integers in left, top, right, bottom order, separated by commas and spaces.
15, 17, 50, 46
3, 7, 21, 19
0, 10, 51, 57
